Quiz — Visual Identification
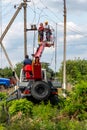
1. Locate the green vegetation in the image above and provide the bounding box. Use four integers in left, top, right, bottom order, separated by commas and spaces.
62, 81, 87, 121
0, 67, 12, 78
0, 62, 54, 79
58, 58, 87, 84
0, 59, 87, 129
2, 58, 87, 83
0, 81, 87, 130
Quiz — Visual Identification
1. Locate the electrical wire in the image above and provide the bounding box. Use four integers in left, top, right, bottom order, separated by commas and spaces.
1, 0, 87, 70
39, 0, 87, 39
27, 0, 87, 71
1, 0, 21, 17
31, 0, 36, 23
2, 0, 87, 39
39, 0, 63, 22
27, 0, 87, 37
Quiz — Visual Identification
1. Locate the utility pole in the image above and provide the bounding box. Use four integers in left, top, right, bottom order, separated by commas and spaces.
23, 0, 27, 57
63, 0, 67, 96
0, 3, 23, 81
0, 0, 30, 80
55, 23, 57, 78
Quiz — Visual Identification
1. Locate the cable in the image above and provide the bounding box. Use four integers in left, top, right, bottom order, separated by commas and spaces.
28, 2, 82, 38
1, 0, 21, 18
39, 0, 87, 39
39, 0, 63, 22
1, 0, 87, 70
31, 0, 36, 23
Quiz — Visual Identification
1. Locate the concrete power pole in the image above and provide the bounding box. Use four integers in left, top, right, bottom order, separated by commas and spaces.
63, 0, 67, 96
23, 0, 27, 57
0, 3, 23, 81
0, 1, 30, 80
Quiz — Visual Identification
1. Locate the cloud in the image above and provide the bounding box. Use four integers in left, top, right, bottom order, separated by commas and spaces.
77, 0, 87, 3
3, 0, 20, 4
67, 0, 87, 12
2, 22, 24, 49
67, 22, 81, 31
38, 0, 87, 13
67, 34, 83, 42
1, 0, 87, 71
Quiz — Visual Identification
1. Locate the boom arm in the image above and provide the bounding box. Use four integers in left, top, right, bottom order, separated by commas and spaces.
33, 42, 54, 58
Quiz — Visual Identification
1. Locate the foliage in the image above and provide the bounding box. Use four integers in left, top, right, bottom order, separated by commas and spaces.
0, 125, 5, 130
62, 81, 87, 120
0, 96, 86, 130
58, 58, 87, 83
32, 102, 58, 120
8, 99, 33, 116
55, 119, 87, 130
1, 58, 87, 84
42, 62, 54, 79
2, 118, 87, 130
0, 62, 55, 80
0, 67, 12, 78
0, 59, 87, 129
0, 62, 23, 79
0, 92, 7, 100
15, 62, 23, 77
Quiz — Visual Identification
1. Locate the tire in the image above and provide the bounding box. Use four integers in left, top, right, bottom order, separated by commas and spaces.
31, 81, 51, 101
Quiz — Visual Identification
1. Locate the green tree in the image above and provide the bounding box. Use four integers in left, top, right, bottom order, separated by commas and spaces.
41, 62, 55, 79
15, 62, 23, 77
63, 81, 87, 120
0, 62, 54, 80
58, 58, 87, 84
0, 67, 12, 78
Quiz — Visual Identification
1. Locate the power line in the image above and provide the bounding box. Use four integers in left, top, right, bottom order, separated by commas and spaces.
1, 0, 21, 18
31, 0, 36, 23
2, 0, 87, 37
39, 0, 63, 22
27, 1, 87, 38
40, 0, 87, 38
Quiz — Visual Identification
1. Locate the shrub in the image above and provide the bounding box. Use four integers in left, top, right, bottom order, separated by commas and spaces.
8, 99, 33, 116
32, 102, 58, 120
0, 92, 7, 101
0, 125, 5, 130
63, 81, 87, 120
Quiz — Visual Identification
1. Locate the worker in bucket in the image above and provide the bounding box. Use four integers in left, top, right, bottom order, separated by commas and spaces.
38, 23, 44, 43
23, 55, 32, 78
23, 55, 32, 66
44, 21, 52, 42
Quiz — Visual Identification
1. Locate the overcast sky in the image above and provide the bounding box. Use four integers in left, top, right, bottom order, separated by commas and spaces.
0, 0, 87, 72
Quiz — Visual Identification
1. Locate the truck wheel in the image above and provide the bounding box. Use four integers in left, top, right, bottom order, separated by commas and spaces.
31, 81, 51, 101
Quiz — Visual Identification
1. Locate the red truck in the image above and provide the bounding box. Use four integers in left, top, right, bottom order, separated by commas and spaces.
7, 41, 59, 105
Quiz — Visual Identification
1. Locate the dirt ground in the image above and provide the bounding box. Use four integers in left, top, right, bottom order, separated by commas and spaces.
0, 85, 16, 95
